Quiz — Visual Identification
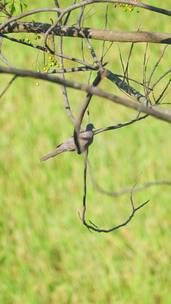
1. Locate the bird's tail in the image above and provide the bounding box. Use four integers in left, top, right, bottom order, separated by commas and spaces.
40, 147, 63, 161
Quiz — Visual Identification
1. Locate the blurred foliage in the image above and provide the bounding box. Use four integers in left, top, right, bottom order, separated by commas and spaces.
0, 1, 171, 303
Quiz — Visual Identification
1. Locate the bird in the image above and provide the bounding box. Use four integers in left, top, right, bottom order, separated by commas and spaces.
41, 123, 95, 161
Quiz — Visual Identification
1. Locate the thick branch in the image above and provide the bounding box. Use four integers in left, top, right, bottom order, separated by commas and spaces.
0, 65, 171, 123
1, 22, 171, 44
0, 1, 170, 33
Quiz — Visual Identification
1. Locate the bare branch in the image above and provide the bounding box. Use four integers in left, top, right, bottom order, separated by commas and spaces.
0, 65, 171, 123
58, 36, 75, 124
0, 23, 170, 45
89, 164, 171, 197
94, 114, 148, 135
74, 72, 102, 154
81, 165, 150, 233
0, 33, 96, 69
151, 68, 171, 91
147, 46, 168, 89
0, 0, 170, 235
105, 69, 148, 105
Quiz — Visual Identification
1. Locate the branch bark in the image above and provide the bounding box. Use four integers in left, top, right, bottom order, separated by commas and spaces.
0, 65, 171, 124
1, 22, 170, 44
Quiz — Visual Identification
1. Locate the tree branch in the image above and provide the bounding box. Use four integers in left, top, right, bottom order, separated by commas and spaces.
0, 65, 171, 124
1, 22, 170, 44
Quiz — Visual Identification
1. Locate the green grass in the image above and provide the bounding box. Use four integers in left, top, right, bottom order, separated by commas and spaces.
0, 1, 171, 303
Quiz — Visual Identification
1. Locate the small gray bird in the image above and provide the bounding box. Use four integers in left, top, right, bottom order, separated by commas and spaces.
41, 123, 94, 161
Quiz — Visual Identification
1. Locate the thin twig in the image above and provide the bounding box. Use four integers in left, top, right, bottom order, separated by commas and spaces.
58, 35, 75, 123
94, 114, 148, 135
0, 75, 17, 99
81, 166, 150, 233
74, 72, 103, 153
89, 162, 171, 197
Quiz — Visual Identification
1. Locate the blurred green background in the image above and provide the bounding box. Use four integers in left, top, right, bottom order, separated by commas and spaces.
0, 1, 171, 303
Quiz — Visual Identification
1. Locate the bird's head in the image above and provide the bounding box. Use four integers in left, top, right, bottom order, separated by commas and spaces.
86, 123, 95, 131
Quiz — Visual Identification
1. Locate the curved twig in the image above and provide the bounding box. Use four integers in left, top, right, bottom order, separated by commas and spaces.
82, 158, 150, 233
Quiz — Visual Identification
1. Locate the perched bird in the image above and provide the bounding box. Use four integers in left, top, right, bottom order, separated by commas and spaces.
41, 123, 95, 161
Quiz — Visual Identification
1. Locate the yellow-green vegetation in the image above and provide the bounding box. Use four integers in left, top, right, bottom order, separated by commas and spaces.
0, 1, 171, 303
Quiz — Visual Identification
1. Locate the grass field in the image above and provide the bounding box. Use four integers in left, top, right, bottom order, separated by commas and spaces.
0, 1, 171, 303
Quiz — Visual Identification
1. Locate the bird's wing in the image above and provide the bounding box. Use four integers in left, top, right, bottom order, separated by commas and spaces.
61, 138, 75, 151
41, 130, 94, 161
79, 130, 94, 140
79, 130, 94, 152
